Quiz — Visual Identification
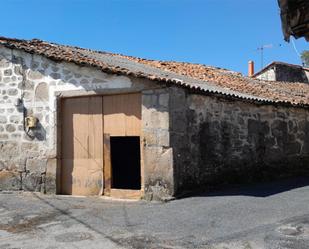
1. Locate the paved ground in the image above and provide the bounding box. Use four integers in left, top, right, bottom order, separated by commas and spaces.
1, 178, 309, 249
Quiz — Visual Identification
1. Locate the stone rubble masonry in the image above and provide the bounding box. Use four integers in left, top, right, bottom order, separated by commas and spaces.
0, 45, 171, 199
169, 86, 309, 193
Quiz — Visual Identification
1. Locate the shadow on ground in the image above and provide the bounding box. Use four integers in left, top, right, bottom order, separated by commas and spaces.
181, 176, 309, 198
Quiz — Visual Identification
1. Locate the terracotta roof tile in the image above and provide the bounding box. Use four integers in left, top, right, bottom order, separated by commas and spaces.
119, 56, 309, 106
0, 37, 308, 107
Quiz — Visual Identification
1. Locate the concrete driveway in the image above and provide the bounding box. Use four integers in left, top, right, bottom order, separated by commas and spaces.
1, 177, 309, 249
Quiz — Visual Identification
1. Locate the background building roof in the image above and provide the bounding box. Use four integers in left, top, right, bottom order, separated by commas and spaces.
253, 61, 309, 77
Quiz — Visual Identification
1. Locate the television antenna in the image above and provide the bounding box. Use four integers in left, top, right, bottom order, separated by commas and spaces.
256, 44, 282, 69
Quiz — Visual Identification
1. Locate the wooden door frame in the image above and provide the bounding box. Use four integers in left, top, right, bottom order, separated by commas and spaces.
103, 133, 111, 195
56, 92, 144, 198
103, 134, 143, 199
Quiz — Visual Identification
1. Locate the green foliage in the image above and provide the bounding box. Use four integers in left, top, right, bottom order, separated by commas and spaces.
301, 50, 309, 67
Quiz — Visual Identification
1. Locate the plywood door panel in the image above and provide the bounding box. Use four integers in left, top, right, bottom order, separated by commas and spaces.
103, 93, 141, 195
61, 96, 103, 196
86, 96, 104, 195
125, 93, 141, 136
103, 93, 141, 136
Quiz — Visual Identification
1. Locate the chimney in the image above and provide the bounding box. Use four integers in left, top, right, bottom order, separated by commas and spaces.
248, 60, 254, 77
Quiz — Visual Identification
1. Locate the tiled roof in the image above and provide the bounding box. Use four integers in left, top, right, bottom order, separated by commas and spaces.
0, 37, 308, 107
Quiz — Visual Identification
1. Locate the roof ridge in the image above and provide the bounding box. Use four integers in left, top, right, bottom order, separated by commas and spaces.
0, 36, 30, 43
0, 36, 240, 74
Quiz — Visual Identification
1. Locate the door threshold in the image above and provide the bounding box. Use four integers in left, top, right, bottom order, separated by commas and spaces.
100, 196, 140, 202
109, 188, 141, 199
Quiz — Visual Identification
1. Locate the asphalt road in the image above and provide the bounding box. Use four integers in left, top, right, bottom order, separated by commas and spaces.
1, 177, 309, 249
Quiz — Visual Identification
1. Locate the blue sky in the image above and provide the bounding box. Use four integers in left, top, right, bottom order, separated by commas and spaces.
0, 0, 308, 75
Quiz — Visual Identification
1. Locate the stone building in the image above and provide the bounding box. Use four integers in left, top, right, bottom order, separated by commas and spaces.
254, 61, 309, 83
0, 37, 309, 200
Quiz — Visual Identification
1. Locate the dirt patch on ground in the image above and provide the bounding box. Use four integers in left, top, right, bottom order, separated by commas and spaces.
112, 234, 179, 249
55, 231, 93, 242
0, 212, 58, 233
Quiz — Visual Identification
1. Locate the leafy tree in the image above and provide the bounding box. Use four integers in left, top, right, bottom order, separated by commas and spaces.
301, 51, 309, 67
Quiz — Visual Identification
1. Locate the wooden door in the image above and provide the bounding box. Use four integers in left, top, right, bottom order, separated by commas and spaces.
103, 93, 141, 136
103, 93, 141, 194
61, 96, 103, 196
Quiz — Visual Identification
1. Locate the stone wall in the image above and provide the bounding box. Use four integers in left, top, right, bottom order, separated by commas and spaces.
170, 87, 309, 193
0, 46, 173, 199
142, 89, 174, 200
275, 64, 309, 83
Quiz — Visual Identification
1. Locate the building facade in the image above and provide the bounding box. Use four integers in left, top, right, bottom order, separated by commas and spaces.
254, 61, 309, 83
0, 37, 309, 200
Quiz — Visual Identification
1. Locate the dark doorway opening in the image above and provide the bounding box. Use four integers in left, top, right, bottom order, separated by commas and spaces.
110, 136, 141, 190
